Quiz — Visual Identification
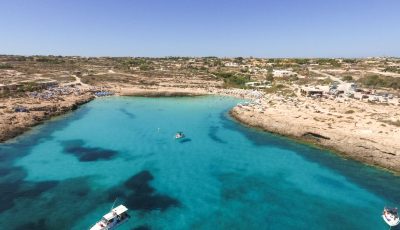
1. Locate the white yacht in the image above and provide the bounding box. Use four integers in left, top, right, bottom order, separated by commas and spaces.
175, 132, 185, 139
90, 205, 130, 230
382, 207, 400, 227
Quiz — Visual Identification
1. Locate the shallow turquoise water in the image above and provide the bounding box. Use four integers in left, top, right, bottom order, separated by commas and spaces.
1, 96, 400, 230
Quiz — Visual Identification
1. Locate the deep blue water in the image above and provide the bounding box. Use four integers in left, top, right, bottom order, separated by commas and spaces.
0, 96, 399, 230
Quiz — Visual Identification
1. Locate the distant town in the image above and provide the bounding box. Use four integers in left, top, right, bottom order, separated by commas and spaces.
1, 55, 399, 103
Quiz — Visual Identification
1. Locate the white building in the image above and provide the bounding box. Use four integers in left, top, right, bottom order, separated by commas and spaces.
353, 92, 368, 100
225, 62, 239, 67
336, 83, 357, 93
273, 70, 297, 77
245, 81, 271, 89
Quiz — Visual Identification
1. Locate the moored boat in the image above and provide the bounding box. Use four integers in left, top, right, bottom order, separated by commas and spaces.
382, 207, 400, 227
175, 132, 185, 139
90, 204, 130, 230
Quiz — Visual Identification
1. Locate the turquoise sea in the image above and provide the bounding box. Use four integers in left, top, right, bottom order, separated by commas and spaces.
1, 96, 400, 230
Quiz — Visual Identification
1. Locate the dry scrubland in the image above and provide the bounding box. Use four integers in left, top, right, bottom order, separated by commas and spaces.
0, 55, 400, 172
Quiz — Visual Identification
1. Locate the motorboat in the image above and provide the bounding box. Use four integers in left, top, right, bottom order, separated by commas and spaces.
175, 132, 185, 139
90, 204, 130, 230
382, 207, 400, 227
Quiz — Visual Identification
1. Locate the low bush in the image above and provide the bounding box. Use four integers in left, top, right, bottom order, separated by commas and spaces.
213, 72, 250, 88
342, 75, 353, 82
358, 75, 400, 89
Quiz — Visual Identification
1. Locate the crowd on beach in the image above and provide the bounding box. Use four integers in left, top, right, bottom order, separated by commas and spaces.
94, 91, 114, 97
27, 86, 86, 100
25, 85, 117, 100
207, 88, 265, 99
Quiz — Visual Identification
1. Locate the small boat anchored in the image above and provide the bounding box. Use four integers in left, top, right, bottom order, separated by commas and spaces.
175, 132, 185, 139
382, 207, 400, 227
90, 204, 130, 230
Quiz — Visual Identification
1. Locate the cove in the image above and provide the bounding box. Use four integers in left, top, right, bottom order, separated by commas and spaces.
0, 96, 399, 230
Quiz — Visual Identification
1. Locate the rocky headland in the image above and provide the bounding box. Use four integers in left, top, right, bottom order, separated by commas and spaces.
230, 95, 400, 173
0, 93, 94, 142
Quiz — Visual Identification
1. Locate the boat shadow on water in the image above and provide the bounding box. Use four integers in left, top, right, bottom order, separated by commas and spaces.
179, 138, 192, 144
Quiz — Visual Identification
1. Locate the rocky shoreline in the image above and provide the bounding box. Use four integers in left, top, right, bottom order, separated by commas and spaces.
0, 94, 94, 142
2, 86, 399, 174
0, 85, 267, 143
230, 105, 400, 174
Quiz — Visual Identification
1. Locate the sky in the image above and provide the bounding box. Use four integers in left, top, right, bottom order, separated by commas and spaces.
0, 0, 399, 57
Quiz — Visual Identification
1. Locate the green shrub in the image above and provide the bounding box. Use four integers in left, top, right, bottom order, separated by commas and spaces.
139, 64, 154, 71
0, 63, 13, 69
315, 59, 341, 67
342, 59, 358, 63
214, 72, 249, 88
35, 57, 64, 64
383, 67, 400, 74
358, 75, 400, 89
342, 75, 353, 82
293, 59, 309, 65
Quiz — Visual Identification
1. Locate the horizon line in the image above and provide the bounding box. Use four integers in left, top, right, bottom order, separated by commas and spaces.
1, 53, 399, 59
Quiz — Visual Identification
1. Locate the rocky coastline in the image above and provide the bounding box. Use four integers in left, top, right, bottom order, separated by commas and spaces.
2, 85, 399, 175
230, 105, 400, 174
0, 94, 94, 142
0, 85, 267, 143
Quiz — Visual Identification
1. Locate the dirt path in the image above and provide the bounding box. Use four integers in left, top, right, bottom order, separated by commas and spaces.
368, 69, 400, 78
62, 75, 91, 89
309, 68, 344, 83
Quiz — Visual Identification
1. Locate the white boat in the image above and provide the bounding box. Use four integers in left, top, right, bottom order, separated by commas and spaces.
382, 207, 400, 227
90, 205, 130, 230
175, 132, 185, 139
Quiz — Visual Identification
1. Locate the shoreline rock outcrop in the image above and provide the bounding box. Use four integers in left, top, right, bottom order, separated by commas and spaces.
230, 106, 400, 174
0, 94, 94, 142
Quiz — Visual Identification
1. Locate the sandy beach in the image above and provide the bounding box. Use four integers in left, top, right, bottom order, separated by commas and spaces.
116, 86, 264, 98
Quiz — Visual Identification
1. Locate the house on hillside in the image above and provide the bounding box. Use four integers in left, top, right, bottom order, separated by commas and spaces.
300, 86, 324, 97
225, 62, 239, 67
245, 81, 271, 89
336, 83, 357, 93
273, 70, 297, 77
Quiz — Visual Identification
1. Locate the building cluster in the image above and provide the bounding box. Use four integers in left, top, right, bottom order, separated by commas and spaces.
245, 81, 271, 89
272, 70, 297, 78
300, 83, 399, 105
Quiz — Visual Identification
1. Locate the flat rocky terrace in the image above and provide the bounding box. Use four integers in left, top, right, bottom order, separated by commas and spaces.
0, 93, 94, 142
230, 95, 400, 173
